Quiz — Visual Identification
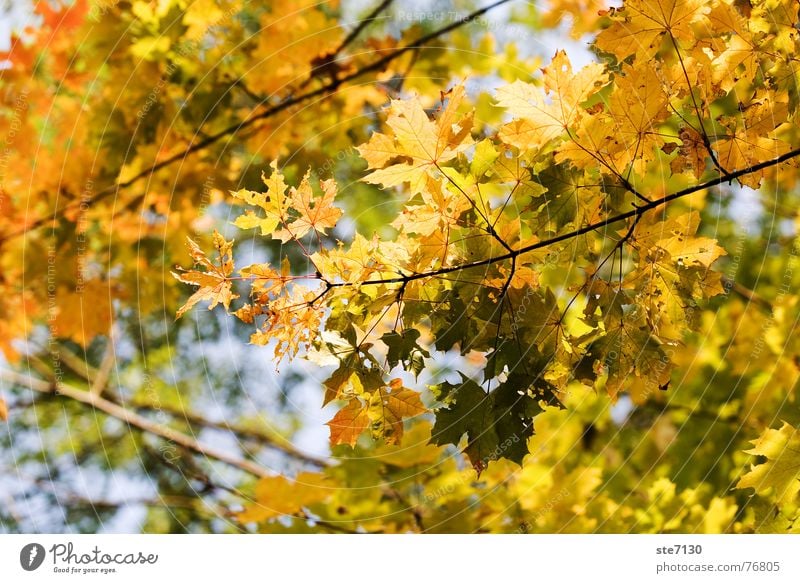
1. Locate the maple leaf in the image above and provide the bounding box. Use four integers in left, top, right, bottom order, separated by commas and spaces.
327, 398, 370, 447
232, 161, 342, 241
592, 303, 674, 402
230, 160, 291, 239
357, 84, 474, 194
737, 422, 800, 507
322, 364, 356, 406
250, 283, 324, 361
625, 211, 726, 336
707, 1, 761, 92
381, 329, 430, 378
327, 379, 425, 447
496, 51, 608, 151
240, 260, 287, 301
605, 63, 671, 173
715, 94, 792, 188
595, 0, 710, 62
668, 125, 707, 178
172, 231, 238, 318
289, 173, 342, 238
431, 374, 544, 472
367, 379, 427, 445
632, 211, 727, 269
238, 472, 330, 523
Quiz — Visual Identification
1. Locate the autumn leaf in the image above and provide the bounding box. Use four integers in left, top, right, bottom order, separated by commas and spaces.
172, 231, 238, 318
357, 84, 474, 194
322, 364, 356, 406
604, 63, 671, 172
595, 0, 710, 62
715, 93, 792, 188
238, 472, 330, 523
431, 374, 543, 472
327, 398, 370, 447
737, 422, 800, 507
495, 51, 608, 151
233, 162, 342, 241
367, 379, 427, 445
231, 160, 291, 238
288, 173, 342, 238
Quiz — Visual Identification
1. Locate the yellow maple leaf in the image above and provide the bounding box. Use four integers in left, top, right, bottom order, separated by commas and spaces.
737, 422, 800, 507
230, 160, 290, 237
715, 94, 792, 188
238, 472, 330, 523
289, 173, 342, 238
172, 231, 237, 318
250, 283, 324, 360
605, 63, 671, 173
595, 0, 709, 62
367, 379, 427, 445
357, 84, 474, 194
497, 51, 608, 151
233, 162, 342, 241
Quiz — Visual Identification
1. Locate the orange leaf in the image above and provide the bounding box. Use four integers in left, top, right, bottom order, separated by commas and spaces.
326, 398, 369, 447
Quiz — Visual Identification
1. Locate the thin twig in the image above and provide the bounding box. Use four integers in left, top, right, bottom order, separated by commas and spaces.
333, 0, 395, 58
90, 331, 116, 396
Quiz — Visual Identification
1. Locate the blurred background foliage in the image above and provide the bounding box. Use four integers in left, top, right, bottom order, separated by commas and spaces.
0, 0, 797, 533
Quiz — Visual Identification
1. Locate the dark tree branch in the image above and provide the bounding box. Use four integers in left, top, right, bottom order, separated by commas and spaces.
319, 147, 800, 288
332, 0, 395, 58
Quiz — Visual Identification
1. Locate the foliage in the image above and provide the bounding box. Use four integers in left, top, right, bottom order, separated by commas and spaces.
1, 0, 799, 534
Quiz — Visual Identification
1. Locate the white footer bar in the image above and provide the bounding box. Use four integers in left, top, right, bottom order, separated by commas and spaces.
1, 534, 797, 582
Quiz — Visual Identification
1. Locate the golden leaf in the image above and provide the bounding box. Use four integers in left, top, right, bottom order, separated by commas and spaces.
172, 231, 237, 318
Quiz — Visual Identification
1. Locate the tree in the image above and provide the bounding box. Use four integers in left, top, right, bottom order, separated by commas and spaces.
1, 0, 799, 534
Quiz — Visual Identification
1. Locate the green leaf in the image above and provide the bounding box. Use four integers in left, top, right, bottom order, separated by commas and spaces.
381, 329, 430, 378
430, 373, 546, 473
